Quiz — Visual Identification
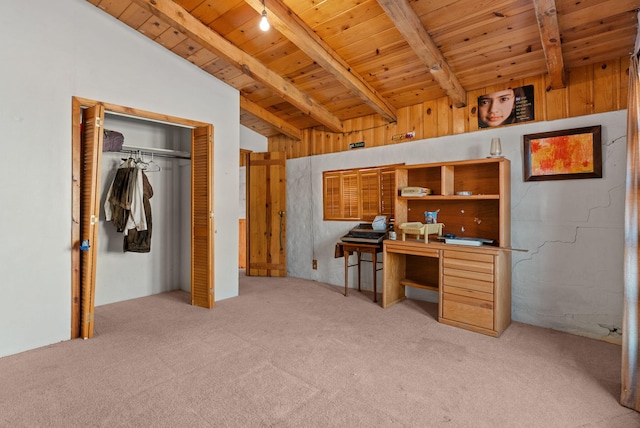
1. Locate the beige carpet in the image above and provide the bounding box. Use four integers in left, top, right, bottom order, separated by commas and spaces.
1, 273, 638, 427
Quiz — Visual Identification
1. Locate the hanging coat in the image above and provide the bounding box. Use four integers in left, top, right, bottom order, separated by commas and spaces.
104, 159, 149, 240
124, 171, 153, 253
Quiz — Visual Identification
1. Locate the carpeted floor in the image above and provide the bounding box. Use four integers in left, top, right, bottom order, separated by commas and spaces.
1, 273, 638, 427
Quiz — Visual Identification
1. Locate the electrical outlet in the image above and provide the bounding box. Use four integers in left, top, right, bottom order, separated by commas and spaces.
312, 259, 318, 270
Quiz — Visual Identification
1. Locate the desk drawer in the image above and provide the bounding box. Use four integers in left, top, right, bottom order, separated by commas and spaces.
443, 254, 494, 275
442, 292, 493, 330
443, 283, 493, 301
443, 250, 494, 264
442, 273, 494, 294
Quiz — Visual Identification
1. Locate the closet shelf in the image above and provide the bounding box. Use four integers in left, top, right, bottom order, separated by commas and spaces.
121, 144, 191, 159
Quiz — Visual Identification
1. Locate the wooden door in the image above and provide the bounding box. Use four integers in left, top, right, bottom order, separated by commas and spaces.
247, 152, 287, 276
191, 125, 214, 308
79, 104, 105, 339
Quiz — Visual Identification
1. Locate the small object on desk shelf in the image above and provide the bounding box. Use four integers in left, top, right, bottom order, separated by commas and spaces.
444, 237, 494, 246
388, 231, 396, 240
456, 191, 473, 196
398, 222, 443, 243
445, 237, 482, 246
399, 222, 426, 242
400, 187, 431, 197
424, 210, 439, 224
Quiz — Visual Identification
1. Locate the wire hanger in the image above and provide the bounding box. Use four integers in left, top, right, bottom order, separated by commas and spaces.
119, 153, 135, 167
134, 150, 150, 169
145, 153, 161, 172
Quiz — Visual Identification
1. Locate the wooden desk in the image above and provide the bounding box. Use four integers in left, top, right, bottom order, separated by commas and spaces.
336, 242, 383, 302
383, 239, 512, 337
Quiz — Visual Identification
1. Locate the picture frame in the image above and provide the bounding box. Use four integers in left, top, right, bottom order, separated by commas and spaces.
523, 125, 602, 182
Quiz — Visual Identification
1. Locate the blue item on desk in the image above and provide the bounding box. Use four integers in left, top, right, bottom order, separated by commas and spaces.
372, 215, 387, 231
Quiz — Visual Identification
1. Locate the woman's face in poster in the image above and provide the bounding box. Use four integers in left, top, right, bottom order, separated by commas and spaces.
478, 89, 515, 127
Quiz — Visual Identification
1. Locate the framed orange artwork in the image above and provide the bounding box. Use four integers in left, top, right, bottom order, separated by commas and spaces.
523, 125, 602, 182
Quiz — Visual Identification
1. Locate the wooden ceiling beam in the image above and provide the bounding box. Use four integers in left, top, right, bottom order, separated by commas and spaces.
130, 0, 343, 132
376, 0, 467, 108
240, 95, 302, 140
244, 0, 398, 124
533, 0, 566, 90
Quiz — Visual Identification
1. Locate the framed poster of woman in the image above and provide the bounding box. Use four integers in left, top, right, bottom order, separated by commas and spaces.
478, 85, 535, 128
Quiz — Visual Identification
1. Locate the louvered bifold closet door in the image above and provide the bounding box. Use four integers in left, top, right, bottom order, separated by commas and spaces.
191, 125, 214, 308
80, 104, 104, 339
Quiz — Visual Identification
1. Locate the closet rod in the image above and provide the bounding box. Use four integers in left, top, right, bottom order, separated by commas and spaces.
120, 144, 191, 160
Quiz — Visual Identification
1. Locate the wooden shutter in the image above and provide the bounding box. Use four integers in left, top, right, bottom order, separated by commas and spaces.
323, 172, 341, 219
380, 168, 396, 218
342, 171, 360, 219
360, 170, 380, 221
80, 104, 104, 339
191, 125, 214, 308
322, 165, 398, 221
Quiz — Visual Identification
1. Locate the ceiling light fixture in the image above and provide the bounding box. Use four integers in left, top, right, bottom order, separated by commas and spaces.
259, 1, 270, 31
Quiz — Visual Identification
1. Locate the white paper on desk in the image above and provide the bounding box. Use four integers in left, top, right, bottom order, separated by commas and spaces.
372, 215, 387, 231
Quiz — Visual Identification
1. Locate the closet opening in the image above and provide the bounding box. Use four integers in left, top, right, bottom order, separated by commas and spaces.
71, 97, 214, 340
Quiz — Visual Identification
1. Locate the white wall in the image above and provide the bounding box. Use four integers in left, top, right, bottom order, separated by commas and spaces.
287, 111, 626, 343
240, 126, 269, 152
0, 0, 240, 357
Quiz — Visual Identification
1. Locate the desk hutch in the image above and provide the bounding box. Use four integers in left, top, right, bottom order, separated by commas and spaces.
383, 158, 511, 337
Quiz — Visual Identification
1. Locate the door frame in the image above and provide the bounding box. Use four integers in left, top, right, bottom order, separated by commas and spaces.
239, 149, 251, 269
71, 96, 214, 338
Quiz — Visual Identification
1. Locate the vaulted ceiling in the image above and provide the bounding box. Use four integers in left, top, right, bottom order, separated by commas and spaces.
88, 0, 639, 140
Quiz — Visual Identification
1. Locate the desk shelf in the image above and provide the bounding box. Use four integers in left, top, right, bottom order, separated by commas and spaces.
395, 158, 510, 247
398, 194, 500, 201
399, 278, 438, 292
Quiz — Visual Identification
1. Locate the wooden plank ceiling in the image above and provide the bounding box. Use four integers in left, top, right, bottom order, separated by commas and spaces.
88, 0, 639, 139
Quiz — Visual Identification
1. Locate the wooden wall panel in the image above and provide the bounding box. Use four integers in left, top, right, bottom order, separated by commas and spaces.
466, 89, 484, 134
437, 98, 452, 137
593, 59, 620, 114
621, 58, 630, 110
360, 117, 374, 148
544, 73, 568, 121
411, 104, 425, 139
383, 123, 397, 146
423, 100, 439, 138
373, 118, 387, 147
269, 57, 631, 159
568, 66, 594, 117
452, 103, 467, 135
395, 106, 411, 141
